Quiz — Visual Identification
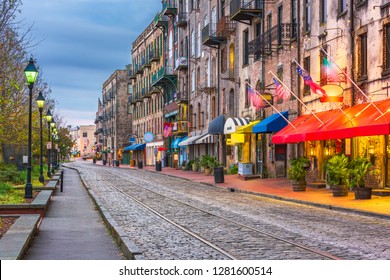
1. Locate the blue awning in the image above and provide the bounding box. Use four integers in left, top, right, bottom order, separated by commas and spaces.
123, 143, 146, 151
208, 115, 226, 134
171, 136, 188, 149
252, 111, 289, 133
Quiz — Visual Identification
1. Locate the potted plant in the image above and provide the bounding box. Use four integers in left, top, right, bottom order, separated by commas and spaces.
347, 157, 372, 199
325, 154, 350, 197
192, 157, 200, 172
200, 154, 213, 175
287, 157, 310, 191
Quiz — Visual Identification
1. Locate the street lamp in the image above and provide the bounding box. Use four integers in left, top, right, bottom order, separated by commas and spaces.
50, 122, 56, 174
24, 57, 38, 198
36, 91, 45, 183
45, 109, 53, 177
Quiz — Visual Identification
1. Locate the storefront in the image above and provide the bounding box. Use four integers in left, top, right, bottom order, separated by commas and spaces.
272, 99, 390, 188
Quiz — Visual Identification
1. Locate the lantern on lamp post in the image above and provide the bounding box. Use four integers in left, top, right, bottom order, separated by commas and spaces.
36, 91, 45, 183
45, 109, 53, 177
24, 57, 38, 198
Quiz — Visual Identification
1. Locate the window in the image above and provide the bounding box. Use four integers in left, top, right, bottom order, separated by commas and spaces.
359, 33, 368, 79
338, 0, 346, 14
320, 0, 327, 24
255, 22, 261, 60
229, 44, 235, 79
221, 0, 225, 17
303, 57, 311, 96
127, 83, 132, 94
384, 24, 390, 74
304, 0, 311, 32
191, 29, 195, 57
221, 47, 227, 73
277, 5, 283, 46
83, 132, 88, 137
243, 30, 249, 66
291, 0, 297, 38
229, 89, 235, 116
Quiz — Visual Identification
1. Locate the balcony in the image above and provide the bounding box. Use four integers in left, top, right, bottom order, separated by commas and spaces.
151, 66, 177, 87
153, 12, 168, 29
128, 69, 136, 80
142, 57, 151, 69
176, 12, 187, 28
230, 0, 263, 23
172, 121, 189, 135
150, 49, 160, 62
162, 1, 177, 16
202, 24, 225, 47
217, 16, 236, 38
248, 23, 296, 58
135, 64, 143, 75
175, 57, 188, 71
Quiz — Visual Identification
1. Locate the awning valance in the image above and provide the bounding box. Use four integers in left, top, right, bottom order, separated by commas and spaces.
236, 120, 261, 134
252, 111, 289, 133
224, 117, 251, 134
178, 133, 204, 147
171, 136, 188, 149
123, 143, 146, 151
272, 99, 390, 144
226, 133, 245, 145
208, 115, 226, 134
195, 134, 215, 144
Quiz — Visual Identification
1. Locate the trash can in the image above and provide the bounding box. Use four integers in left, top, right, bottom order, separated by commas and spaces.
103, 160, 107, 166
214, 166, 224, 183
115, 160, 119, 167
156, 161, 162, 171
138, 160, 143, 169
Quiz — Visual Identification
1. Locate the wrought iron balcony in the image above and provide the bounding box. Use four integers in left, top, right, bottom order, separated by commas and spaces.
176, 12, 188, 28
151, 66, 177, 87
230, 0, 263, 22
202, 23, 225, 47
153, 12, 168, 29
162, 0, 177, 16
217, 16, 236, 38
248, 23, 296, 57
128, 69, 136, 80
150, 49, 160, 62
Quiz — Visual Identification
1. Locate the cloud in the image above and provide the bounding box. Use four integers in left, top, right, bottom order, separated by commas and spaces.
18, 0, 161, 126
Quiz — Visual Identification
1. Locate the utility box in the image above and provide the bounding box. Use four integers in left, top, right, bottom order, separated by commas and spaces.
238, 162, 253, 175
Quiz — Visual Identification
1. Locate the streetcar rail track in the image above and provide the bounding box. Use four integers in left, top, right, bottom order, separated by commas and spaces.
92, 168, 341, 260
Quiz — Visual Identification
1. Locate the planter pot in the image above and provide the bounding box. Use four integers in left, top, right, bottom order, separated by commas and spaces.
331, 185, 349, 197
291, 180, 306, 192
192, 163, 199, 172
93, 159, 96, 164
102, 160, 107, 166
204, 168, 212, 176
354, 188, 372, 200
155, 161, 162, 171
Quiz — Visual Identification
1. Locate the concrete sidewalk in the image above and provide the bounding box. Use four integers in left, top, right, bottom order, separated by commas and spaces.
99, 160, 390, 219
23, 168, 125, 260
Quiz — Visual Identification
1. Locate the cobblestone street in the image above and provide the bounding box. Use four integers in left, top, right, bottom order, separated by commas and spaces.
67, 161, 390, 260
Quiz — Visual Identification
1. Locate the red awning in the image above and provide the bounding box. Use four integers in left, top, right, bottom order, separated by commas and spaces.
272, 98, 390, 144
158, 147, 167, 151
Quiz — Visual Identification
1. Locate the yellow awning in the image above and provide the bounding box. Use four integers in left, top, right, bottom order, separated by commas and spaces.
236, 120, 261, 134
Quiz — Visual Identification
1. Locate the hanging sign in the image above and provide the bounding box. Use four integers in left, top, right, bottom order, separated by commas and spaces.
144, 132, 154, 143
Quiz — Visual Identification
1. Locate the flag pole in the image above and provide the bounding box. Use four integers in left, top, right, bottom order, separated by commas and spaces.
246, 81, 296, 129
268, 71, 324, 125
319, 47, 385, 118
291, 58, 355, 124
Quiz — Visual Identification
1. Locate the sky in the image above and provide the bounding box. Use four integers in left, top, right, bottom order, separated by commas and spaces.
18, 0, 161, 127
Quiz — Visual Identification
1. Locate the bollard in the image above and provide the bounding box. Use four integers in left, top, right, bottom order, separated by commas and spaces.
60, 169, 64, 192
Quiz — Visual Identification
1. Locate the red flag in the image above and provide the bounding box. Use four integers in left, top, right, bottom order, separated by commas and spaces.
163, 122, 172, 138
273, 78, 291, 101
248, 86, 265, 108
296, 66, 326, 96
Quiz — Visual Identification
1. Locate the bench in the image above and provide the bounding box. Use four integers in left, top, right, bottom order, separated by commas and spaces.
0, 214, 40, 260
45, 180, 58, 190
30, 190, 53, 207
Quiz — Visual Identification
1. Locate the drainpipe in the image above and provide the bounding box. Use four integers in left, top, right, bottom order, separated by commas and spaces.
349, 0, 355, 106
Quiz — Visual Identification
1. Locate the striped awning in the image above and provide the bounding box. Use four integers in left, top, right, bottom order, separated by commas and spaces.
194, 134, 216, 144
223, 117, 251, 134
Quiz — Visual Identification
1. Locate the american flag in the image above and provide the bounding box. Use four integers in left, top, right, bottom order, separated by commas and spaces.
296, 66, 326, 96
247, 86, 265, 108
273, 78, 290, 101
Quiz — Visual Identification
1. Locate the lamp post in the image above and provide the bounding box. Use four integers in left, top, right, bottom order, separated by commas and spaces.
36, 91, 45, 183
24, 57, 38, 198
45, 109, 53, 177
51, 122, 56, 174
